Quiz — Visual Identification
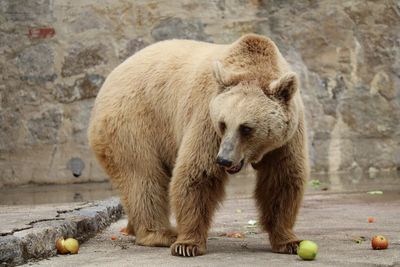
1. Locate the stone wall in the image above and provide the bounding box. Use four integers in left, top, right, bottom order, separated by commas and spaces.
0, 0, 399, 187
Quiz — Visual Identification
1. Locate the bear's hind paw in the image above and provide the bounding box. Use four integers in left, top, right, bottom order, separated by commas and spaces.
136, 230, 177, 247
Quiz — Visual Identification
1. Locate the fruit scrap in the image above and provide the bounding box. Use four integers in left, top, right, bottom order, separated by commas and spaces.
119, 227, 128, 236
309, 179, 321, 189
56, 238, 79, 254
297, 240, 318, 260
247, 220, 257, 227
371, 235, 389, 250
111, 235, 117, 240
368, 217, 375, 223
225, 231, 245, 238
367, 190, 383, 195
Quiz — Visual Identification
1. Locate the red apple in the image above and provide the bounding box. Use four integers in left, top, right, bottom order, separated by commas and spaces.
371, 235, 388, 250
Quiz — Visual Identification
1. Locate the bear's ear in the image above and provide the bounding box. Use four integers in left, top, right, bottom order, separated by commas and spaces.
269, 72, 298, 102
212, 60, 230, 87
212, 61, 246, 89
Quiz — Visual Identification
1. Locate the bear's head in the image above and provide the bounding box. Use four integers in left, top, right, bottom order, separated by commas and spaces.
209, 61, 300, 174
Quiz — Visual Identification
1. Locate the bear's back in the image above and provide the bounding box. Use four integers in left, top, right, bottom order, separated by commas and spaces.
96, 39, 224, 105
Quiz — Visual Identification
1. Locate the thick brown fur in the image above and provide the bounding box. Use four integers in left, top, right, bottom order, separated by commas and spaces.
88, 34, 309, 257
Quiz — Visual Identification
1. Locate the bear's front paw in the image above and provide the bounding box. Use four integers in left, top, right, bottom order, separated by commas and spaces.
171, 242, 205, 257
271, 240, 301, 254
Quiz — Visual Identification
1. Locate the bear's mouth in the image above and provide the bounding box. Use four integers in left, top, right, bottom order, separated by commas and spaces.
225, 159, 244, 174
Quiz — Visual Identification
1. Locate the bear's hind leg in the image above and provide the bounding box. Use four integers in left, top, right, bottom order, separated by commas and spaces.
89, 108, 176, 247
127, 166, 177, 247
110, 159, 177, 247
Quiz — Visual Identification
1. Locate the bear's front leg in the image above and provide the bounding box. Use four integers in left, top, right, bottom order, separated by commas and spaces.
253, 126, 308, 254
169, 126, 227, 257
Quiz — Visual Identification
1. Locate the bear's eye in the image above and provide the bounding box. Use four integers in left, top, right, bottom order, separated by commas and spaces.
239, 125, 252, 136
219, 121, 226, 134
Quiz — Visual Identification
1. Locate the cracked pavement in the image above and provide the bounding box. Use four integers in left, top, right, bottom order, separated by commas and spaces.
0, 198, 122, 266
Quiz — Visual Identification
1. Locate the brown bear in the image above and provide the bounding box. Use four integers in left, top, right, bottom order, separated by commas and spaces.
88, 34, 309, 257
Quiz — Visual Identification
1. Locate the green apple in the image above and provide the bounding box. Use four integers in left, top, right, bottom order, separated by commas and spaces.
297, 240, 318, 260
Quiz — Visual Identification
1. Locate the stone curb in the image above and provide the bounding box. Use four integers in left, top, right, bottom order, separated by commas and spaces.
0, 198, 123, 266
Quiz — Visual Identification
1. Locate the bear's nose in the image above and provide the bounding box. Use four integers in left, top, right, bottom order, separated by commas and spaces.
216, 156, 233, 167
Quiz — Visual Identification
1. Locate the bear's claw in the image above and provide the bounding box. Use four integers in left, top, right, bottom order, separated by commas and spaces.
272, 240, 300, 254
171, 243, 199, 257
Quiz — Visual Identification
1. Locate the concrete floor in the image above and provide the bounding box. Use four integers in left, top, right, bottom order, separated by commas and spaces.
21, 170, 400, 267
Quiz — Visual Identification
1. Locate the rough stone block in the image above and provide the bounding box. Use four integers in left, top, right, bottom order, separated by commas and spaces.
54, 74, 105, 103
16, 44, 56, 82
151, 17, 211, 42
26, 108, 63, 144
61, 44, 107, 77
